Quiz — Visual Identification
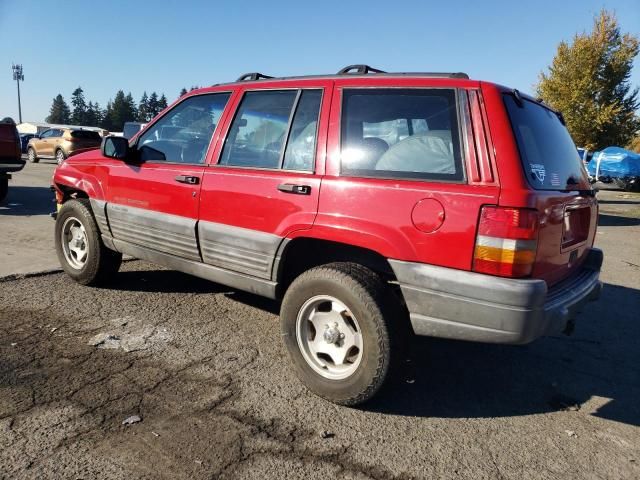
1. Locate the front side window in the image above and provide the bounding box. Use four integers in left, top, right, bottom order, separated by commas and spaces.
341, 89, 463, 181
220, 89, 322, 171
138, 93, 231, 164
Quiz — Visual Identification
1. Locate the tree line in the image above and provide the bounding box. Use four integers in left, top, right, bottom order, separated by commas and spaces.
45, 86, 199, 132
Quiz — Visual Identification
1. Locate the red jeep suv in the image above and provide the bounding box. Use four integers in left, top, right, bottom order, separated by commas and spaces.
52, 65, 602, 405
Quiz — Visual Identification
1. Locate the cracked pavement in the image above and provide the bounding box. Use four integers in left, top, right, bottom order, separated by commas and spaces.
1, 165, 639, 479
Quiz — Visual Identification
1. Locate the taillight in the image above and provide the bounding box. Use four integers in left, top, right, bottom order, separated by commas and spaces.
473, 206, 539, 278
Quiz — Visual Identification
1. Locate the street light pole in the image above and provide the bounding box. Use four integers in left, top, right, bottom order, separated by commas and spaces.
12, 64, 24, 124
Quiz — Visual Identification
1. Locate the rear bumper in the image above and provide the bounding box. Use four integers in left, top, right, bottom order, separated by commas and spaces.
389, 248, 603, 344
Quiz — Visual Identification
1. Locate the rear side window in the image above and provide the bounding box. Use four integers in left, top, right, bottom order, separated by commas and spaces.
220, 89, 322, 171
503, 94, 588, 190
340, 89, 463, 181
71, 130, 101, 141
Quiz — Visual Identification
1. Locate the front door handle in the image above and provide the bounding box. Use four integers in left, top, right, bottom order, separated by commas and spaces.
277, 183, 311, 195
175, 175, 200, 185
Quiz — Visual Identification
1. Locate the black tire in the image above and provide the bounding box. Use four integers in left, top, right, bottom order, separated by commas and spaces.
281, 262, 404, 406
0, 177, 8, 203
55, 198, 122, 285
27, 147, 39, 163
55, 149, 66, 165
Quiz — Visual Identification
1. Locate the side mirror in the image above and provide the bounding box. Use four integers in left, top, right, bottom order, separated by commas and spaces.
101, 136, 130, 160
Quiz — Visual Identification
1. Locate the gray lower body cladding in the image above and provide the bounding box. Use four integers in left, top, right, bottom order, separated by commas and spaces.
89, 199, 110, 235
389, 248, 603, 344
106, 203, 201, 262
198, 220, 281, 279
108, 236, 277, 298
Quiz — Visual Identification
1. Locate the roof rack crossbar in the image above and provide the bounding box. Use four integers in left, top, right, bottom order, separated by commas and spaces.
236, 72, 274, 82
337, 64, 386, 75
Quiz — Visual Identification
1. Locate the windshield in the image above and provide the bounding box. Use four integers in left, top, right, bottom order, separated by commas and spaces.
503, 94, 589, 190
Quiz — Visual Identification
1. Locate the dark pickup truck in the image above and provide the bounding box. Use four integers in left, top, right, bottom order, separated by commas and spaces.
0, 121, 25, 202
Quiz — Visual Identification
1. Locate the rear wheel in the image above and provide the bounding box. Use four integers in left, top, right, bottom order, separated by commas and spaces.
55, 198, 122, 285
0, 177, 8, 202
27, 147, 38, 163
281, 262, 403, 406
55, 149, 66, 165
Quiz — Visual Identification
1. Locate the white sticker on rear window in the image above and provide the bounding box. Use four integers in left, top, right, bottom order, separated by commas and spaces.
530, 163, 546, 182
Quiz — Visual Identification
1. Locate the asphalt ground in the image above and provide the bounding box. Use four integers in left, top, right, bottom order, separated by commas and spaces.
0, 161, 639, 479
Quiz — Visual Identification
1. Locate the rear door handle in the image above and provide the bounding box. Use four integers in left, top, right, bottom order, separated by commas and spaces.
277, 183, 311, 195
175, 175, 200, 185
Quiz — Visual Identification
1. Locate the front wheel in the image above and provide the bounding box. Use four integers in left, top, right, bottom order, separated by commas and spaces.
27, 147, 39, 163
55, 198, 122, 285
281, 262, 403, 406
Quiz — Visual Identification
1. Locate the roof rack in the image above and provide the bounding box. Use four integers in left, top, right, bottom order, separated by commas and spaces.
337, 64, 386, 75
236, 72, 274, 82
336, 65, 469, 79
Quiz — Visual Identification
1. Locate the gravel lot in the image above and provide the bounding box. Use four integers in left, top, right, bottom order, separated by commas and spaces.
1, 163, 639, 479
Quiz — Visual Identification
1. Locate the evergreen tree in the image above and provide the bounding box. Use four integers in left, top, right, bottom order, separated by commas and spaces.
138, 91, 149, 122
46, 94, 71, 124
70, 87, 88, 125
85, 101, 96, 126
158, 94, 168, 111
537, 10, 640, 150
124, 93, 137, 121
179, 87, 188, 98
190, 85, 200, 91
148, 92, 160, 119
90, 102, 104, 127
104, 91, 137, 131
101, 101, 114, 131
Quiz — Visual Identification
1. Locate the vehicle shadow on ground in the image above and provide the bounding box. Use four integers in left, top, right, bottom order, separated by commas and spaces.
366, 282, 640, 427
597, 213, 640, 227
0, 185, 54, 216
106, 266, 640, 427
104, 268, 234, 295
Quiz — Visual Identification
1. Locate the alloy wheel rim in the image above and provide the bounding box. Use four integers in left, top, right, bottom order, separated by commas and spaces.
61, 216, 88, 269
56, 151, 64, 164
295, 295, 363, 380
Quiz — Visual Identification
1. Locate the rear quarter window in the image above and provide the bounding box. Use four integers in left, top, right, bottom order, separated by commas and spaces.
503, 94, 588, 190
71, 130, 102, 141
340, 88, 464, 181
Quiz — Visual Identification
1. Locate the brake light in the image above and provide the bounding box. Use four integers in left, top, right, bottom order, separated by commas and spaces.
473, 206, 539, 278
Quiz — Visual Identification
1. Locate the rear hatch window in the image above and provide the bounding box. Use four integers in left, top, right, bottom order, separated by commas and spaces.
503, 94, 589, 191
71, 130, 102, 142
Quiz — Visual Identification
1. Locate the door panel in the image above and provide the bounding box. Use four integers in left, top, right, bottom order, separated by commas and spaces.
199, 82, 332, 279
105, 163, 203, 260
103, 91, 234, 261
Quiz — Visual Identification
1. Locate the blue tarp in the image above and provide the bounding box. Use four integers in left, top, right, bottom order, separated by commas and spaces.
587, 147, 640, 178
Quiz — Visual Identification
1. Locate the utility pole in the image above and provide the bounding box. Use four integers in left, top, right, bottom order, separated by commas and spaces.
12, 64, 24, 124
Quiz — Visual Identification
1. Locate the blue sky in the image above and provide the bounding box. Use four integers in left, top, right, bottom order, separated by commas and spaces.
1, 0, 638, 122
